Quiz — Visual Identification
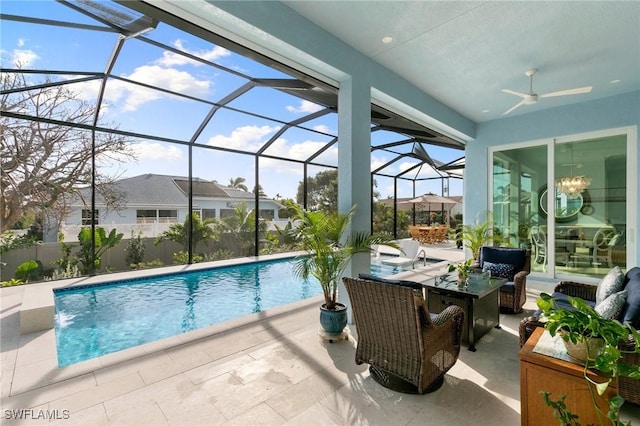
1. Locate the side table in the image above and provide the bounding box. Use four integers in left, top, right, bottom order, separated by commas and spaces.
519, 328, 618, 426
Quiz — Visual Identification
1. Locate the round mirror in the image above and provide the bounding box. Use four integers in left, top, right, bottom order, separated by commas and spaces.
539, 185, 584, 222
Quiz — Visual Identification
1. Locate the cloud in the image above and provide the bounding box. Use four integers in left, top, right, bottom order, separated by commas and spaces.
286, 100, 323, 114
207, 125, 280, 151
129, 141, 183, 161
156, 39, 231, 67
312, 124, 332, 134
260, 138, 338, 172
9, 48, 39, 67
73, 65, 212, 112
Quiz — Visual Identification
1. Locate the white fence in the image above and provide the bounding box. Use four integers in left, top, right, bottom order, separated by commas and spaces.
60, 223, 174, 242
59, 220, 293, 242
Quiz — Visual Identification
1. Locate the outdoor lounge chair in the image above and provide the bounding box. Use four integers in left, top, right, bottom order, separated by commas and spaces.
343, 276, 465, 394
478, 246, 531, 313
380, 239, 426, 269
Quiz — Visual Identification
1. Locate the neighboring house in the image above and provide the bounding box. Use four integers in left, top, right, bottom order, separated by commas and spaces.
50, 174, 284, 242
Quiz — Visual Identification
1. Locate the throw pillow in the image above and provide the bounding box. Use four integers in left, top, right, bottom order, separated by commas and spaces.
595, 289, 627, 320
595, 266, 625, 305
482, 261, 514, 280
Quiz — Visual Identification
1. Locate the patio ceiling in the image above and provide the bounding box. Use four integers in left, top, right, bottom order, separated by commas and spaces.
0, 0, 464, 187
284, 1, 640, 123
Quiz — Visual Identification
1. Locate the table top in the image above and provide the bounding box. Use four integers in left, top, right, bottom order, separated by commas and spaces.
519, 328, 617, 385
422, 272, 506, 299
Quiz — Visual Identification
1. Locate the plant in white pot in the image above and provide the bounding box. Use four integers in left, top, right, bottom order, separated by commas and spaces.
292, 205, 398, 336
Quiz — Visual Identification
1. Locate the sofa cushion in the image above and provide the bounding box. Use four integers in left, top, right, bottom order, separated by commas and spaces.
595, 266, 625, 305
358, 273, 422, 290
595, 290, 627, 320
621, 267, 640, 327
482, 261, 515, 280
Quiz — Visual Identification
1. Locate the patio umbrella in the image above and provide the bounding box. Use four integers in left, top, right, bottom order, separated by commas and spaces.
400, 193, 460, 224
401, 193, 460, 210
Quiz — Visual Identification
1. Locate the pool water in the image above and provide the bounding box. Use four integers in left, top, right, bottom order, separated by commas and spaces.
54, 256, 417, 366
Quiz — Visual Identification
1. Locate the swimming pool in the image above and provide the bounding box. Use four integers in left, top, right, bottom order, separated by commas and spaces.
53, 256, 413, 366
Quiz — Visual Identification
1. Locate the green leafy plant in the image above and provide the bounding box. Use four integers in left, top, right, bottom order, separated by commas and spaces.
536, 293, 640, 425
455, 212, 508, 263
155, 212, 220, 252
447, 258, 474, 281
1, 278, 25, 287
125, 231, 146, 267
15, 259, 43, 282
130, 259, 164, 270
292, 205, 398, 310
76, 227, 124, 274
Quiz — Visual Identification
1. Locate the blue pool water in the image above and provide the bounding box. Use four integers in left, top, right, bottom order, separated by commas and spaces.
53, 256, 413, 366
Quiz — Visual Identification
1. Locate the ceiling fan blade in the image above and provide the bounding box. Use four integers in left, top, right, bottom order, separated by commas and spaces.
539, 86, 592, 98
502, 100, 525, 115
501, 89, 528, 98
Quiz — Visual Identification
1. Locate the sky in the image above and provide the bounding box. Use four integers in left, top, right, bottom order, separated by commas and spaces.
1, 0, 464, 200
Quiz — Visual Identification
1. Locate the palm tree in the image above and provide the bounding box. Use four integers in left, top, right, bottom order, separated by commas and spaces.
155, 212, 219, 253
292, 205, 398, 310
252, 184, 266, 197
228, 177, 248, 191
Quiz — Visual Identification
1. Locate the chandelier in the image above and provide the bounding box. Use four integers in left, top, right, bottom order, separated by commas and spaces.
555, 144, 591, 199
555, 175, 592, 199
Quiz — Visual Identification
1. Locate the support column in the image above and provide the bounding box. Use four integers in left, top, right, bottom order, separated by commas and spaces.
337, 76, 371, 323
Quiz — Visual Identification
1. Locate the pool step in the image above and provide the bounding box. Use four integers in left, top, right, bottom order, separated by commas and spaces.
20, 284, 55, 334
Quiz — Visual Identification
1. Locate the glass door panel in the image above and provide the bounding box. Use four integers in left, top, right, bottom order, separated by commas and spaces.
554, 136, 627, 278
492, 145, 548, 273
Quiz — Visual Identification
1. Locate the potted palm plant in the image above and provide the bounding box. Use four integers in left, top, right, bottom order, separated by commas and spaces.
292, 205, 398, 336
457, 213, 507, 266
536, 293, 640, 425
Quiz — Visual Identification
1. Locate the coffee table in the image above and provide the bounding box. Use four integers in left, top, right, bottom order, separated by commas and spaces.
422, 273, 506, 351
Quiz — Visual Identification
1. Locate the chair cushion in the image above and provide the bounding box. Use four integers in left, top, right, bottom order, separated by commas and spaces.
595, 266, 625, 305
482, 261, 515, 280
500, 281, 515, 293
621, 267, 640, 326
595, 290, 627, 320
358, 273, 423, 290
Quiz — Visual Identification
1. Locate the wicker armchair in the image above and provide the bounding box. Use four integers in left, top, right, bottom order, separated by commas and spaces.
519, 280, 640, 405
478, 246, 531, 313
343, 276, 465, 394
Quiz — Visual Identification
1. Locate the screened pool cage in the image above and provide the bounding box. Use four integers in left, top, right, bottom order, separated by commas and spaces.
1, 0, 464, 274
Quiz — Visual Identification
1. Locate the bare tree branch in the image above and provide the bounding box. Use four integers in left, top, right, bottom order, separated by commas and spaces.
1, 71, 135, 232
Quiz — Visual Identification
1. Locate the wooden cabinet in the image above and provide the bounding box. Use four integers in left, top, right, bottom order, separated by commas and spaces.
519, 328, 617, 426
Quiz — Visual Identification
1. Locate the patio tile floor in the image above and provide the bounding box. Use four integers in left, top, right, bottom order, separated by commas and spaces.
2, 242, 639, 425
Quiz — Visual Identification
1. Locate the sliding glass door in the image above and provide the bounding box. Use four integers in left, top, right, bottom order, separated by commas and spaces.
492, 130, 630, 279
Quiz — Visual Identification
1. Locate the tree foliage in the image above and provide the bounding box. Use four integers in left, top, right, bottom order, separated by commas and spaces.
0, 71, 134, 233
372, 201, 410, 237
228, 177, 248, 191
155, 212, 220, 253
296, 169, 338, 213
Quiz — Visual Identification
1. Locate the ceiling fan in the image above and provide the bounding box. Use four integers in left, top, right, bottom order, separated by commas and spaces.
502, 69, 592, 115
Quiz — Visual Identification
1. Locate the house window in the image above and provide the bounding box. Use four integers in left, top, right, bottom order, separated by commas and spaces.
202, 209, 216, 220
136, 209, 178, 224
259, 209, 274, 220
136, 210, 156, 224
220, 209, 236, 218
158, 210, 177, 223
81, 209, 99, 225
